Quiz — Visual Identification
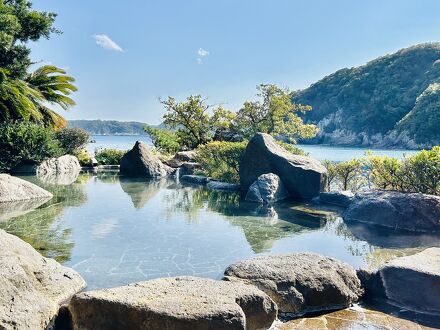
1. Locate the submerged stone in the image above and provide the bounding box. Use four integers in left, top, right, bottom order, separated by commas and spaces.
68, 276, 277, 330
318, 191, 354, 208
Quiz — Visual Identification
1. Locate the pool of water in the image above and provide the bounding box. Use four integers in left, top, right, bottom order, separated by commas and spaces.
1, 172, 438, 292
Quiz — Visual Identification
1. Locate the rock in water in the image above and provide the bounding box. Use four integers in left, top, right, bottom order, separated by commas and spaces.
0, 229, 86, 329
240, 133, 327, 199
68, 276, 277, 330
318, 191, 354, 207
344, 190, 440, 232
166, 151, 197, 168
375, 248, 440, 315
120, 141, 172, 177
37, 155, 81, 176
245, 173, 288, 204
0, 174, 52, 203
224, 254, 363, 315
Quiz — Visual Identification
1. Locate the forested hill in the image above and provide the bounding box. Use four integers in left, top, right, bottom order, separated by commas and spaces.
293, 43, 440, 149
68, 120, 150, 135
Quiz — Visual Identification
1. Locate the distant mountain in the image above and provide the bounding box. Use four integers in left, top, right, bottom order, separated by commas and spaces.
68, 120, 163, 135
293, 43, 440, 149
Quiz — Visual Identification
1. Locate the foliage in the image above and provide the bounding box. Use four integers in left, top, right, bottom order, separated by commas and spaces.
323, 159, 364, 191
25, 65, 77, 129
74, 148, 91, 166
0, 2, 76, 129
95, 148, 127, 165
235, 84, 318, 142
195, 141, 247, 183
0, 0, 58, 79
368, 147, 440, 195
56, 127, 89, 154
292, 43, 440, 147
0, 121, 62, 171
161, 95, 213, 149
276, 140, 306, 156
144, 125, 180, 154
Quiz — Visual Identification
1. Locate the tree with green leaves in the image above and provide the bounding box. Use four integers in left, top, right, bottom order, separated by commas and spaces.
0, 1, 77, 129
0, 0, 59, 79
235, 84, 318, 142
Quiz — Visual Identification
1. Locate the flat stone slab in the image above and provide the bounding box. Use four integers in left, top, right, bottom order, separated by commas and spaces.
224, 254, 363, 316
207, 180, 240, 191
68, 276, 277, 330
0, 229, 86, 330
180, 175, 210, 184
379, 248, 440, 315
0, 174, 52, 203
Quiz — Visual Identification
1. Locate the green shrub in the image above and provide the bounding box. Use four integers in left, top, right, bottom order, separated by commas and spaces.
195, 141, 247, 183
0, 121, 62, 172
369, 147, 440, 195
144, 126, 180, 155
95, 148, 127, 165
56, 127, 90, 154
323, 159, 364, 191
75, 149, 92, 166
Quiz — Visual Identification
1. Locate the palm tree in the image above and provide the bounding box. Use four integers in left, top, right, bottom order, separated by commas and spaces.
0, 68, 45, 123
26, 65, 78, 130
0, 65, 77, 130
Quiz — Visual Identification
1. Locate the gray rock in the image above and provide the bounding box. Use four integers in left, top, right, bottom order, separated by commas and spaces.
377, 248, 440, 315
120, 141, 173, 178
0, 174, 52, 203
224, 254, 363, 315
319, 191, 354, 207
177, 162, 202, 178
166, 151, 197, 168
37, 155, 81, 176
207, 180, 240, 191
245, 173, 288, 204
0, 229, 86, 330
240, 133, 327, 199
68, 276, 277, 330
180, 175, 210, 184
344, 190, 440, 232
214, 130, 244, 142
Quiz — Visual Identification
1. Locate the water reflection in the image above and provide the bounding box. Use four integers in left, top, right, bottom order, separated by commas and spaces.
0, 174, 88, 262
0, 173, 438, 290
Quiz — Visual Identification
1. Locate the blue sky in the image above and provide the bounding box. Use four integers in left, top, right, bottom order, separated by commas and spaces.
31, 0, 440, 124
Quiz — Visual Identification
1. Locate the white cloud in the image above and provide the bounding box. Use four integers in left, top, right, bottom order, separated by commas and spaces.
196, 48, 209, 64
197, 48, 209, 57
93, 34, 123, 52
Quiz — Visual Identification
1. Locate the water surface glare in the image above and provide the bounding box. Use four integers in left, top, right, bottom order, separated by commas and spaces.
1, 172, 439, 291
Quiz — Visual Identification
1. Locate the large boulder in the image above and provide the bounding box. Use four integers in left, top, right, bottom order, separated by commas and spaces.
224, 254, 363, 316
245, 173, 289, 204
0, 229, 86, 329
344, 190, 440, 232
362, 248, 440, 315
240, 133, 327, 199
68, 276, 277, 330
37, 155, 81, 176
0, 174, 52, 203
120, 141, 173, 177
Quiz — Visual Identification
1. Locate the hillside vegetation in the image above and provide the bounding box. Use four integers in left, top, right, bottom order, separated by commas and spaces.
292, 43, 440, 149
68, 120, 150, 135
